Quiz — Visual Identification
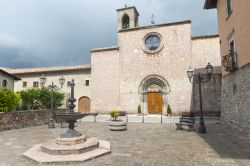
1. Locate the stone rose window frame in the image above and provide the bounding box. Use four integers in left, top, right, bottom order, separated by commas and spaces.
142, 32, 164, 54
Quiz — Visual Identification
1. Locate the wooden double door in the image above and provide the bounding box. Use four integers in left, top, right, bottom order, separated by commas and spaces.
147, 92, 162, 114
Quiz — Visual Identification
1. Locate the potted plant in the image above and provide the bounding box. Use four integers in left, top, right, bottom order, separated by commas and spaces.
137, 105, 142, 115
167, 104, 172, 116
108, 110, 127, 131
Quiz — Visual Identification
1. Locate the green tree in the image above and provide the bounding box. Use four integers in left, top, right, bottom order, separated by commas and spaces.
19, 88, 64, 110
0, 88, 21, 112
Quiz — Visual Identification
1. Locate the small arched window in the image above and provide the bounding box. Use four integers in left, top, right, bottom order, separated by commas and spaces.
122, 14, 130, 29
2, 79, 7, 87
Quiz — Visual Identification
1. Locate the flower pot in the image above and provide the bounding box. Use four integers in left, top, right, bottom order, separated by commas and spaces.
108, 121, 127, 131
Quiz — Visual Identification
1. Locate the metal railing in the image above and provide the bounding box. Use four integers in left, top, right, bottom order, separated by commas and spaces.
222, 51, 238, 72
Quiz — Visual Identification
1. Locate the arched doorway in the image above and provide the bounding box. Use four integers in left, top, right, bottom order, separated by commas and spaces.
78, 96, 90, 113
139, 75, 170, 114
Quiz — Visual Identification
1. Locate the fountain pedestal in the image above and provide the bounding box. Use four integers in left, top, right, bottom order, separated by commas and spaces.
23, 79, 111, 163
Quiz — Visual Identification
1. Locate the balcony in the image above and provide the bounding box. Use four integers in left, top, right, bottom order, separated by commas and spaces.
222, 51, 238, 72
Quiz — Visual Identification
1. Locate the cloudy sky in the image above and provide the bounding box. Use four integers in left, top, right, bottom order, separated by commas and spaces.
0, 0, 218, 68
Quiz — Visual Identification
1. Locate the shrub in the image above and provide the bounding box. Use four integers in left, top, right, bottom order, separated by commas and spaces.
0, 88, 21, 112
137, 105, 141, 114
167, 104, 172, 115
110, 110, 120, 121
19, 88, 64, 110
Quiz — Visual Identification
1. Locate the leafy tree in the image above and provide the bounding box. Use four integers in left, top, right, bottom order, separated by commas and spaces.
0, 88, 21, 112
19, 88, 64, 110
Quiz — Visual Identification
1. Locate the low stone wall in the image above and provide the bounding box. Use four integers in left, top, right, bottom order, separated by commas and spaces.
0, 110, 52, 132
221, 63, 250, 135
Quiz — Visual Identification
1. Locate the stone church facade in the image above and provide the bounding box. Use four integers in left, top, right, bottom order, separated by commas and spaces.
90, 6, 221, 114
3, 6, 221, 115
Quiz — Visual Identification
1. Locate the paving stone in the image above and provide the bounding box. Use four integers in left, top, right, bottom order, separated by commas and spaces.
0, 122, 250, 165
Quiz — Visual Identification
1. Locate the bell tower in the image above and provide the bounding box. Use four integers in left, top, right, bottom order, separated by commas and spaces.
117, 6, 139, 31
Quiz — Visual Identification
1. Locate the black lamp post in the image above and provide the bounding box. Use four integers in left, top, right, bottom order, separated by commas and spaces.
39, 75, 65, 128
187, 63, 213, 133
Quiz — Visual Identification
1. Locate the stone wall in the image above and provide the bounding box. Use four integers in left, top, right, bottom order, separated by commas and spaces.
221, 63, 250, 135
91, 49, 120, 113
0, 110, 52, 131
117, 23, 193, 114
190, 68, 222, 116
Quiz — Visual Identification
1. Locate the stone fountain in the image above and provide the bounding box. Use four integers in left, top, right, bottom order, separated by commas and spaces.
23, 79, 111, 163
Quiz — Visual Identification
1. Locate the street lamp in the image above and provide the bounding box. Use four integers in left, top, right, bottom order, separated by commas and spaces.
39, 74, 65, 128
187, 63, 213, 134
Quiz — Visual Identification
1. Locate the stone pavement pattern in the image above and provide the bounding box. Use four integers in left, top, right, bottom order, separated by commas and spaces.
0, 122, 250, 166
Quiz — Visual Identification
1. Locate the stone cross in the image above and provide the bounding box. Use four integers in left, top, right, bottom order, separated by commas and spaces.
151, 14, 156, 24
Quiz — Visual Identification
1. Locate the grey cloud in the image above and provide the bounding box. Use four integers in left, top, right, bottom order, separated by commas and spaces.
0, 0, 217, 68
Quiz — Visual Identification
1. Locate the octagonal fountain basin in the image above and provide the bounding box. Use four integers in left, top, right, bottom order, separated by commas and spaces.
55, 112, 89, 122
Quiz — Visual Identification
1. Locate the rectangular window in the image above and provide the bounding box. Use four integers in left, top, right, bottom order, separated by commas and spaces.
229, 40, 237, 64
226, 0, 232, 17
228, 34, 237, 70
85, 80, 89, 86
33, 81, 39, 88
23, 81, 27, 88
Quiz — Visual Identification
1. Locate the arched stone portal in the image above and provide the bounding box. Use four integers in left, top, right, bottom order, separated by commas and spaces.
78, 96, 91, 113
139, 75, 170, 114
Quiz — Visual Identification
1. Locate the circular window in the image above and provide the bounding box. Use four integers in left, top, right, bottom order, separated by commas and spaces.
145, 35, 161, 50
2, 80, 7, 87
142, 32, 163, 54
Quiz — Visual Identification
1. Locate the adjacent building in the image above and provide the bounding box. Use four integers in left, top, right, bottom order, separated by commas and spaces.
3, 65, 91, 112
0, 68, 21, 90
204, 0, 250, 134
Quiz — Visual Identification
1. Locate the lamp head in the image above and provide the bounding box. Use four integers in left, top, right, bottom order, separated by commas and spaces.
206, 62, 213, 75
59, 76, 65, 88
187, 67, 194, 80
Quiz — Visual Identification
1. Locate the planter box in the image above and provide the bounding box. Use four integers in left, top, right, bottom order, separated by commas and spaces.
108, 121, 127, 131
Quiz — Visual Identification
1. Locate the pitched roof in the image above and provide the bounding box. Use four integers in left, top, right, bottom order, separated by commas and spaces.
3, 64, 91, 75
0, 68, 21, 80
204, 0, 217, 9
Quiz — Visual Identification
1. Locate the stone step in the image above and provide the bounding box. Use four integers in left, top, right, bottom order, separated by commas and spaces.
23, 140, 111, 163
56, 135, 87, 145
41, 137, 99, 155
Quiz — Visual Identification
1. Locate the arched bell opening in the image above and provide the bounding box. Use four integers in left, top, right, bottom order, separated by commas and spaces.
122, 14, 130, 29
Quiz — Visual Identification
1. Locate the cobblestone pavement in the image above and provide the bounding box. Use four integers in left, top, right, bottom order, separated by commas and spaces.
0, 122, 250, 166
